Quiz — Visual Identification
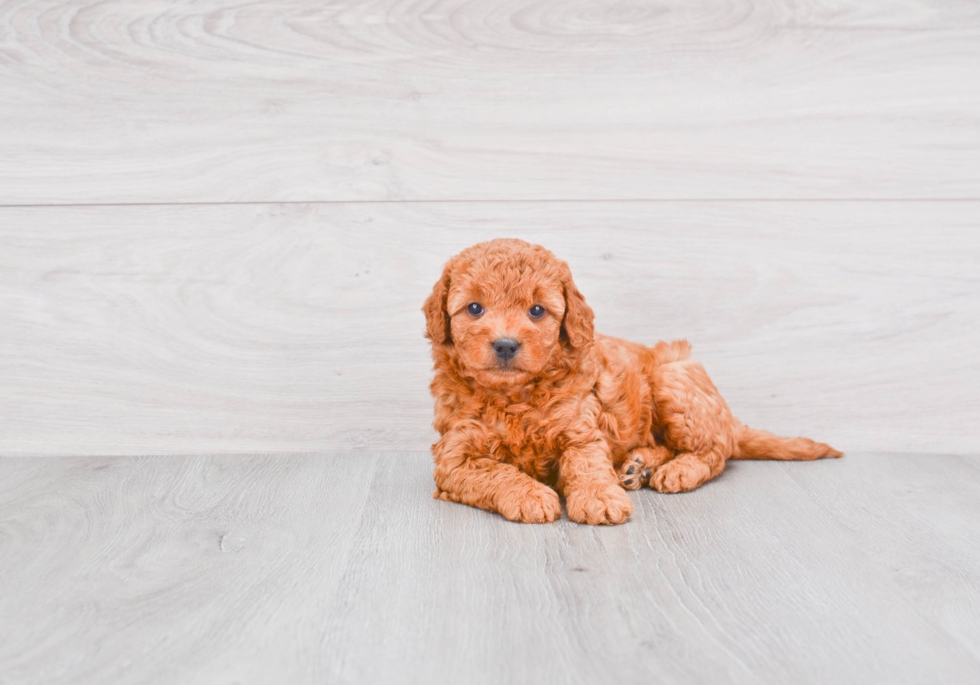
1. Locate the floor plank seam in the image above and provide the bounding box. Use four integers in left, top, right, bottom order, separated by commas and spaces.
3, 197, 980, 209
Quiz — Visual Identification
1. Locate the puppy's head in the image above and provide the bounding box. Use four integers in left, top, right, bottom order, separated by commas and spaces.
423, 239, 594, 388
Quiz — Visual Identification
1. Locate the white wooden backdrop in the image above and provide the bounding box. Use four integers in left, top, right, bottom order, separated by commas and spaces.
1, 0, 978, 457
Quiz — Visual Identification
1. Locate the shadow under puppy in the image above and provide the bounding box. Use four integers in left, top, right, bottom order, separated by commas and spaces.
423, 239, 841, 525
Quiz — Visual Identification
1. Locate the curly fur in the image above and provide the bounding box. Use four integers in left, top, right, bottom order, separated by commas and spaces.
423, 239, 841, 525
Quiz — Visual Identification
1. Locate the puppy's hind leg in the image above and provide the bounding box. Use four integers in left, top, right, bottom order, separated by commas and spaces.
650, 449, 725, 494
617, 445, 674, 490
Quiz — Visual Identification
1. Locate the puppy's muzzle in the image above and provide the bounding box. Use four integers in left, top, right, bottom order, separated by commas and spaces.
492, 338, 521, 361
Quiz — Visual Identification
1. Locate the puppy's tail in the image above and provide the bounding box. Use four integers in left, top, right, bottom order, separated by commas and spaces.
733, 425, 843, 461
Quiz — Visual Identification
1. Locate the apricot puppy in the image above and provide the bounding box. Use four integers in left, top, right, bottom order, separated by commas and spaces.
423, 239, 841, 525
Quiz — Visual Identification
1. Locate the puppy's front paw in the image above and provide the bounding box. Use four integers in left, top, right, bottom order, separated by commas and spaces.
496, 482, 562, 523
565, 485, 633, 525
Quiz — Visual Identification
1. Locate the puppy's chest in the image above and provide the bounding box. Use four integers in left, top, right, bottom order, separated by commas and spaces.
489, 404, 563, 459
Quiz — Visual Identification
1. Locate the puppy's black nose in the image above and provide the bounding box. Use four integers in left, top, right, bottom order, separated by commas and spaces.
492, 338, 521, 361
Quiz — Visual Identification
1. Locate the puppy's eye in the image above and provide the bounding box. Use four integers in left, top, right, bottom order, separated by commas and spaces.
467, 302, 484, 316
528, 305, 545, 319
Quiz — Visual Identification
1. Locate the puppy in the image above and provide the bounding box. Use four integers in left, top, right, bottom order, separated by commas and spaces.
423, 239, 841, 525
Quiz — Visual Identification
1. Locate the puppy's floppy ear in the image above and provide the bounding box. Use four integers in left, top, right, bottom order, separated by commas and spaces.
558, 260, 594, 349
423, 260, 453, 344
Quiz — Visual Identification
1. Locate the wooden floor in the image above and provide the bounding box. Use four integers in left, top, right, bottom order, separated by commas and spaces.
2, 452, 980, 684
3, 0, 980, 682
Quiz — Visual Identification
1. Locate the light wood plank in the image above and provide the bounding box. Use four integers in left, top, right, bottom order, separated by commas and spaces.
322, 452, 980, 684
0, 453, 380, 685
2, 452, 979, 684
785, 453, 980, 665
1, 201, 978, 456
2, 0, 979, 204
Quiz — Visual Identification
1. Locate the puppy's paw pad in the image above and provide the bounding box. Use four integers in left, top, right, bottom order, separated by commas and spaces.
566, 486, 633, 525
651, 459, 710, 493
497, 484, 561, 524
617, 457, 647, 490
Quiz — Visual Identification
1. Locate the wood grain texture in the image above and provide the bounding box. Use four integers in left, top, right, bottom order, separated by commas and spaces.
2, 200, 978, 456
785, 452, 980, 666
0, 453, 381, 685
2, 452, 979, 684
2, 0, 980, 204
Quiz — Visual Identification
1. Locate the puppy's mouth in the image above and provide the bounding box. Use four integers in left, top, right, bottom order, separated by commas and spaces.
494, 359, 520, 371
471, 358, 532, 383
